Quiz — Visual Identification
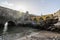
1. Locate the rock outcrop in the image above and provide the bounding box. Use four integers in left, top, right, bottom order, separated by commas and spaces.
54, 10, 60, 21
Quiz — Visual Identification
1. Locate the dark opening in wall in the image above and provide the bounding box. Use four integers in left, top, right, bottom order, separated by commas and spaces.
7, 21, 16, 32
8, 21, 16, 26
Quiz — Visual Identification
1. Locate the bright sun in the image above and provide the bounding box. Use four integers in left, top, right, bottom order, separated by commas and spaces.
15, 5, 28, 13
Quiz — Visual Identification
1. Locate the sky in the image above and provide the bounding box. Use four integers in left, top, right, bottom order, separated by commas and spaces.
0, 0, 60, 15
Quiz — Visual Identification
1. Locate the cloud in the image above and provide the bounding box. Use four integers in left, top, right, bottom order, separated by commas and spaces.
0, 1, 13, 7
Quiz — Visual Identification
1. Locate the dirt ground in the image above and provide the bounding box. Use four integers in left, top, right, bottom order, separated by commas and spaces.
0, 27, 60, 40
0, 22, 60, 40
19, 31, 60, 40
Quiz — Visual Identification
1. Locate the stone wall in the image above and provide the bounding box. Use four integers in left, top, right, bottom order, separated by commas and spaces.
0, 6, 24, 24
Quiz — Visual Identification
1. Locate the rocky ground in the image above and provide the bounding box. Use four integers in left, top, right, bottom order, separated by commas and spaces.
19, 31, 60, 40
0, 22, 60, 40
1, 31, 60, 40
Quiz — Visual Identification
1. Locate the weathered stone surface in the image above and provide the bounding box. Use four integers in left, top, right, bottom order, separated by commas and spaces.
0, 6, 24, 24
54, 10, 60, 21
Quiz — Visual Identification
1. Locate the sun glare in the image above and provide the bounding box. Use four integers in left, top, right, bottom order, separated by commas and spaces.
15, 5, 28, 13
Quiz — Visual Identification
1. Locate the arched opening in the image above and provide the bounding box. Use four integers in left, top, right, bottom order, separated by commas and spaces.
3, 21, 16, 32
0, 21, 16, 34
8, 21, 16, 26
7, 21, 16, 32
